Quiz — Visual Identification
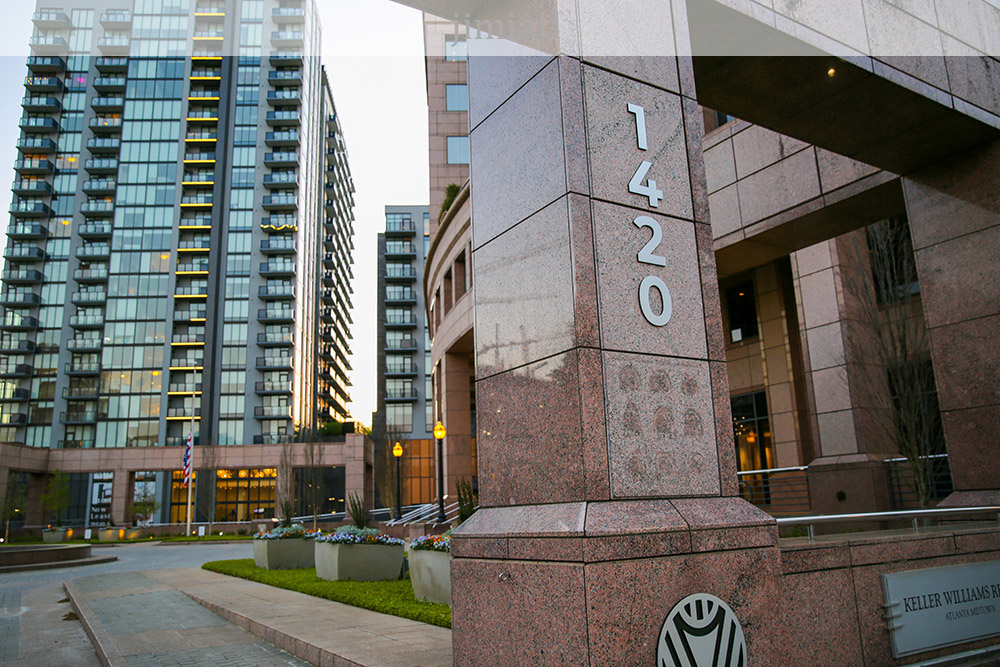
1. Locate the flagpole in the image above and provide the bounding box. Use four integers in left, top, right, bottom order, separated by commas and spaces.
185, 411, 194, 537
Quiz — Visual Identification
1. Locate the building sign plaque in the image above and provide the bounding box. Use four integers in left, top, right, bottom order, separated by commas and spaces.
883, 560, 1000, 657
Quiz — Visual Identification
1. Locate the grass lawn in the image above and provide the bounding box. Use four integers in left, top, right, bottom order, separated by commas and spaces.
202, 558, 451, 629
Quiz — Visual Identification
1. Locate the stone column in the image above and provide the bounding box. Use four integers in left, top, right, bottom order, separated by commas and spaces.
110, 470, 133, 526
25, 472, 48, 526
903, 139, 1000, 507
452, 5, 778, 664
440, 351, 473, 497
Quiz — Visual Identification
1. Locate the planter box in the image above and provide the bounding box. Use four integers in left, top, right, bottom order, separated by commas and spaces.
409, 549, 451, 604
42, 529, 68, 543
98, 527, 123, 542
253, 538, 315, 569
315, 541, 404, 582
125, 528, 144, 540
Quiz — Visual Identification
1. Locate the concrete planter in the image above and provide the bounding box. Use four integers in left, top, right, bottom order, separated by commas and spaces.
98, 527, 124, 542
253, 538, 315, 570
315, 542, 404, 582
409, 549, 451, 604
42, 528, 69, 543
125, 528, 144, 541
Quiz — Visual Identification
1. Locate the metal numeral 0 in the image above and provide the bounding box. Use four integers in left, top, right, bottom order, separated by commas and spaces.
639, 276, 672, 327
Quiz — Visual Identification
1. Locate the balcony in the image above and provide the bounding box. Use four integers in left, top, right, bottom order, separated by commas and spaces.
181, 195, 213, 207
268, 70, 302, 87
78, 222, 112, 239
22, 95, 61, 113
0, 315, 37, 331
174, 309, 207, 321
385, 339, 418, 351
24, 76, 62, 93
262, 195, 296, 211
259, 261, 295, 277
188, 89, 221, 103
94, 57, 128, 73
26, 56, 65, 73
265, 110, 300, 127
177, 239, 211, 252
262, 216, 295, 231
265, 130, 299, 147
76, 244, 110, 259
171, 333, 205, 345
33, 10, 70, 27
386, 290, 417, 304
65, 361, 100, 376
73, 266, 109, 282
7, 223, 48, 239
264, 151, 297, 167
0, 388, 29, 402
255, 356, 293, 371
257, 331, 294, 346
85, 158, 118, 174
2, 269, 43, 285
59, 439, 95, 449
91, 96, 125, 111
16, 138, 55, 157
4, 246, 45, 262
259, 284, 296, 300
19, 116, 58, 133
174, 285, 209, 297
263, 173, 297, 189
82, 179, 116, 195
97, 37, 130, 54
193, 30, 224, 40
186, 109, 219, 123
0, 338, 35, 354
12, 180, 52, 196
89, 117, 123, 133
63, 385, 100, 400
185, 131, 218, 142
386, 218, 417, 235
257, 308, 293, 323
9, 201, 52, 218
176, 263, 209, 274
93, 76, 126, 93
386, 362, 418, 375
254, 405, 293, 419
87, 137, 121, 153
61, 411, 97, 424
168, 383, 203, 394
183, 153, 216, 164
269, 51, 303, 65
260, 238, 296, 254
66, 337, 102, 352
69, 313, 104, 328
272, 7, 305, 21
80, 201, 114, 217
255, 381, 292, 395
14, 159, 53, 176
28, 35, 68, 54
71, 290, 107, 305
385, 242, 416, 258
0, 363, 31, 378
100, 11, 132, 28
0, 413, 28, 427
267, 89, 301, 107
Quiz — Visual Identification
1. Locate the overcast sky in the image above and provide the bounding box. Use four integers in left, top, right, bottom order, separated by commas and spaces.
0, 0, 429, 429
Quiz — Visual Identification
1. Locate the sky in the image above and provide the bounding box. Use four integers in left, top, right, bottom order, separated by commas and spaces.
0, 0, 430, 429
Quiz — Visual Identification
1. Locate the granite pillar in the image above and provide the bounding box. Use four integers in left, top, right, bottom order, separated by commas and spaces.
903, 139, 1000, 507
110, 469, 133, 526
452, 5, 778, 663
440, 351, 474, 497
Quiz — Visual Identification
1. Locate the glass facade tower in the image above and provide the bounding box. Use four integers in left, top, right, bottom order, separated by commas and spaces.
0, 0, 355, 453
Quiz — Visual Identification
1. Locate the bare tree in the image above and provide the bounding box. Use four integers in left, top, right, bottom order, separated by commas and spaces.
374, 426, 408, 512
303, 439, 324, 531
840, 218, 944, 507
275, 439, 296, 526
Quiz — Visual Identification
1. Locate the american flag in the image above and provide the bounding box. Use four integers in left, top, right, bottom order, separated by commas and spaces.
182, 429, 193, 488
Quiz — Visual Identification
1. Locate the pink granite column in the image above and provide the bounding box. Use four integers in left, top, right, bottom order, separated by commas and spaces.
440, 351, 473, 498
110, 470, 133, 526
452, 6, 780, 664
903, 139, 1000, 507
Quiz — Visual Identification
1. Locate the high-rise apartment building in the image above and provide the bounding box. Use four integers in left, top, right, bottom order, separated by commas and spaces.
0, 0, 356, 525
372, 205, 435, 505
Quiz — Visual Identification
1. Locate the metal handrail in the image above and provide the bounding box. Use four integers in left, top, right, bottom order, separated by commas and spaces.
737, 465, 807, 476
776, 505, 1000, 543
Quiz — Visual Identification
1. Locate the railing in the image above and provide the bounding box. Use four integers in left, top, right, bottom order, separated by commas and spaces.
383, 502, 462, 526
777, 506, 1000, 543
885, 454, 952, 510
737, 465, 811, 516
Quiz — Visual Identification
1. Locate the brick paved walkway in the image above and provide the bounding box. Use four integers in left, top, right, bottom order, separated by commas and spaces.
66, 573, 309, 667
0, 589, 21, 661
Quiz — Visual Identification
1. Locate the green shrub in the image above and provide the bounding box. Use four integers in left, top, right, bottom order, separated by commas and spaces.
347, 492, 367, 529
202, 559, 450, 628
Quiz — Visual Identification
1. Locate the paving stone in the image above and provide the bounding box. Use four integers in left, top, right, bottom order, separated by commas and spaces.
125, 642, 309, 667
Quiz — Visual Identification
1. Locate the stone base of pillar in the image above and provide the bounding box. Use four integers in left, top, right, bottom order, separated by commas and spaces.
937, 489, 1000, 508
806, 454, 894, 526
451, 497, 778, 665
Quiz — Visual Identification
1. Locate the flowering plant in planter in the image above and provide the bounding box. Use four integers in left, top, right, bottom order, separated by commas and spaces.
409, 532, 452, 604
314, 526, 405, 581
409, 533, 450, 553
254, 524, 320, 540
253, 524, 318, 569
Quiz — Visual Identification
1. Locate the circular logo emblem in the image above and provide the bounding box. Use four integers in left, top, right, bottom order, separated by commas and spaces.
657, 594, 747, 667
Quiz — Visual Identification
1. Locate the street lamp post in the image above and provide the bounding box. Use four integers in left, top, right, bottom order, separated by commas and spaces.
433, 421, 447, 524
392, 441, 403, 521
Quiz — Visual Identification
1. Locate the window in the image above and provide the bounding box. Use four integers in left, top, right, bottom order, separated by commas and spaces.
446, 136, 469, 165
725, 280, 758, 343
387, 404, 413, 433
867, 216, 920, 305
445, 36, 467, 61
446, 84, 468, 111
732, 391, 774, 505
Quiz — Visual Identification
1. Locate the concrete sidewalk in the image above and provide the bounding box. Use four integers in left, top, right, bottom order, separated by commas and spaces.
66, 568, 453, 667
